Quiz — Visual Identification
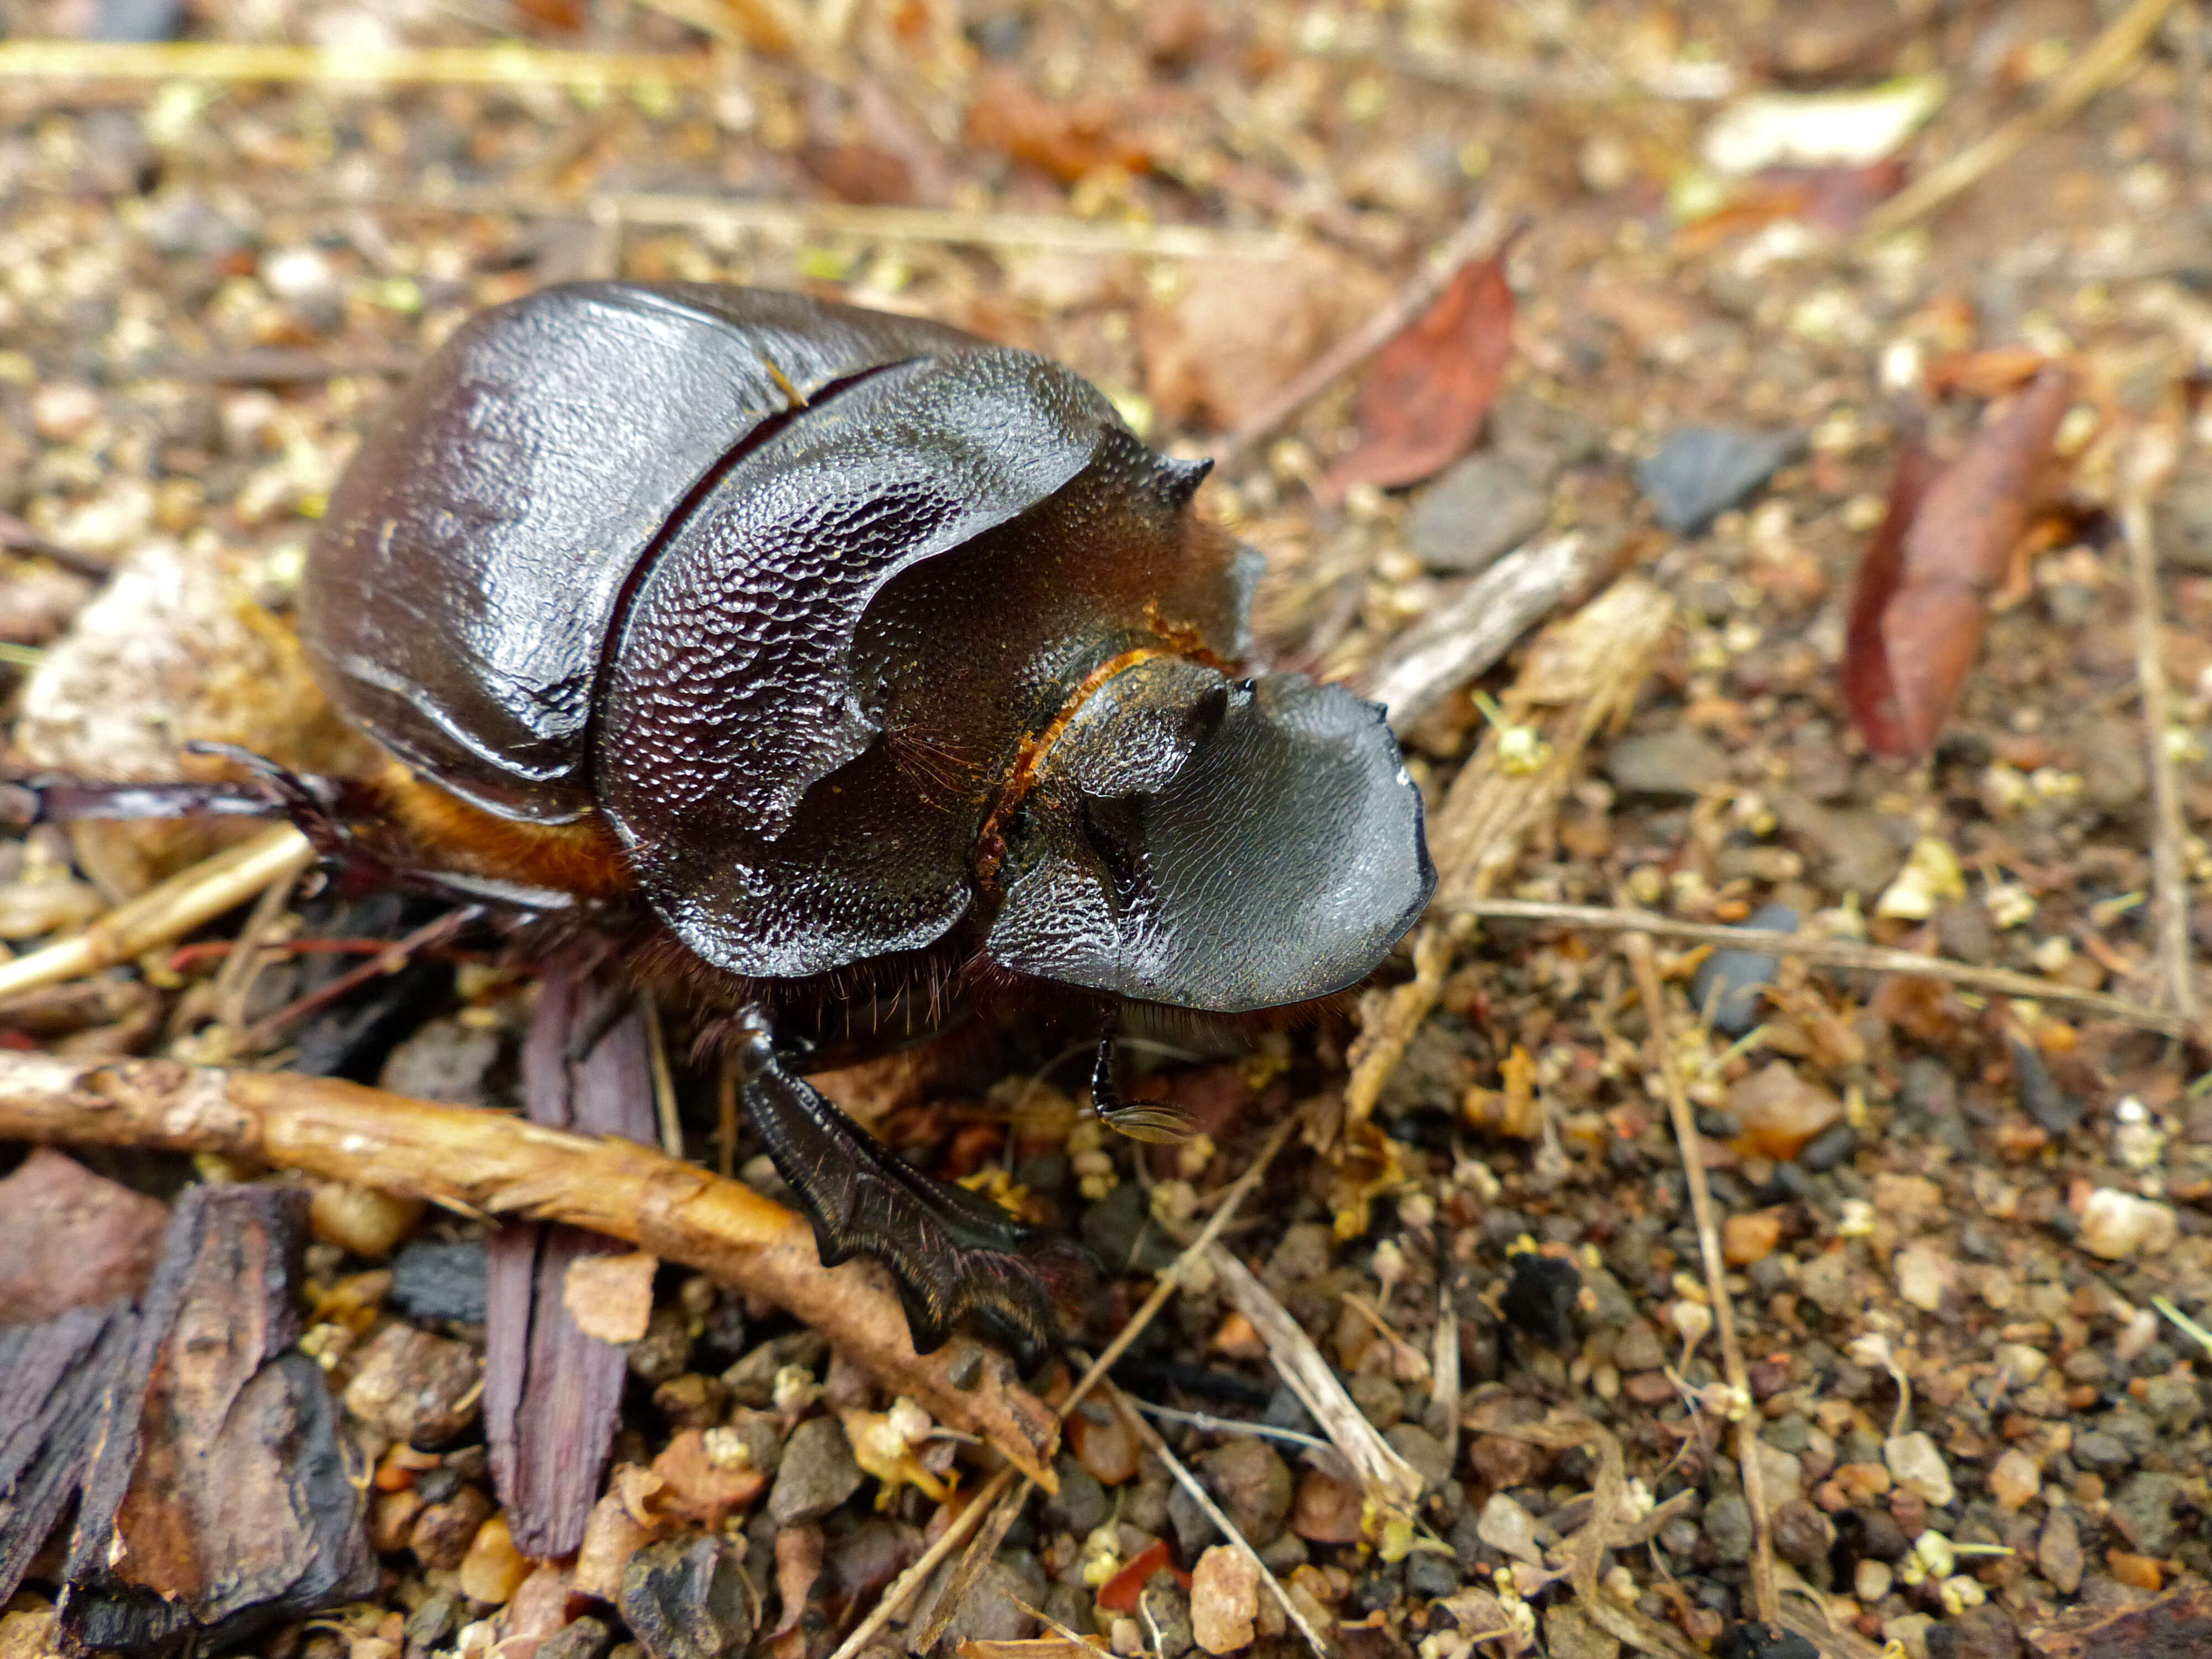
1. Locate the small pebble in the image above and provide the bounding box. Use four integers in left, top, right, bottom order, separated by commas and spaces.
767, 1416, 864, 1525
311, 1181, 425, 1260
1885, 1431, 1956, 1506
458, 1514, 530, 1606
1721, 1211, 1782, 1266
1704, 1493, 1752, 1563
344, 1324, 483, 1446
1987, 1449, 2040, 1512
2039, 1506, 2084, 1593
390, 1239, 491, 1322
1691, 904, 1796, 1035
1189, 1545, 1257, 1655
1475, 1493, 1544, 1566
1729, 1062, 1844, 1161
1892, 1244, 1953, 1313
1289, 1468, 1363, 1544
1634, 425, 1802, 534
1068, 1402, 1141, 1485
2076, 1189, 2178, 1259
620, 1536, 754, 1659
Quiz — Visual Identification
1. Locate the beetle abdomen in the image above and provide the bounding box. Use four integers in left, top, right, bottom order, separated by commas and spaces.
304, 283, 983, 825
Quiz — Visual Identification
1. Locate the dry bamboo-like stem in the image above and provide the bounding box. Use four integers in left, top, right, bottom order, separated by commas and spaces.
0, 1050, 1058, 1486
1212, 201, 1515, 474
1625, 936, 1778, 1629
0, 825, 314, 1001
2120, 432, 2201, 1029
1206, 1243, 1425, 1543
1454, 897, 2203, 1042
825, 1111, 1302, 1659
0, 39, 724, 87
1101, 1381, 1329, 1658
1343, 577, 1677, 1125
1858, 0, 2183, 242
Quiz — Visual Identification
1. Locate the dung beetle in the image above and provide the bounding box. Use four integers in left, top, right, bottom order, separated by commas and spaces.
19, 283, 1434, 1361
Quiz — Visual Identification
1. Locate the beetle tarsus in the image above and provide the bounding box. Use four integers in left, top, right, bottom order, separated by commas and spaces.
731, 1008, 1069, 1369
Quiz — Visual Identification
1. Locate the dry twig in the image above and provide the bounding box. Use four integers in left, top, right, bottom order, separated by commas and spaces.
1205, 1243, 1425, 1549
2119, 431, 2201, 1029
1212, 201, 1516, 473
1365, 535, 1599, 735
0, 1050, 1058, 1485
0, 826, 315, 1003
1858, 0, 2184, 241
0, 39, 723, 87
1454, 898, 2204, 1042
1625, 936, 1778, 1629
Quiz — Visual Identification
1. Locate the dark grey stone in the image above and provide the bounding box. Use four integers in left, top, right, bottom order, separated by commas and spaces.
1691, 904, 1797, 1035
1635, 426, 1803, 535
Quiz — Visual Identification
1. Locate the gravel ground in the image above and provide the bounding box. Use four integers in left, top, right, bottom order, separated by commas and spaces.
1, 3, 2209, 1659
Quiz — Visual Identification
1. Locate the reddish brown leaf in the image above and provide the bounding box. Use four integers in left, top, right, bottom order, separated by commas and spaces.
1843, 364, 2076, 759
1321, 252, 1515, 504
770, 1522, 825, 1648
1673, 161, 1906, 252
964, 70, 1151, 185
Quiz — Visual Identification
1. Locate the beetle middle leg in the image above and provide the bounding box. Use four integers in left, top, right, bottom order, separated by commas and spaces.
730, 1006, 1076, 1369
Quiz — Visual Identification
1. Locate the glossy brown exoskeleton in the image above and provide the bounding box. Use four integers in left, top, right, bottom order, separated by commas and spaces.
20, 283, 1434, 1362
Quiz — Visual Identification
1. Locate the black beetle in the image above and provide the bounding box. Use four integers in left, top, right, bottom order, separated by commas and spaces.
20, 283, 1435, 1360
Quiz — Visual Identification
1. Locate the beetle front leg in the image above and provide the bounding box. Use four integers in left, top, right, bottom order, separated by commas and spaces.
730, 1007, 1073, 1369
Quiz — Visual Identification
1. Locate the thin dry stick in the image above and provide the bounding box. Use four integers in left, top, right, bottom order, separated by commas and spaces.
1100, 1381, 1330, 1658
1858, 0, 2183, 242
1212, 201, 1515, 473
0, 825, 315, 1001
640, 991, 685, 1160
826, 1111, 1303, 1659
1454, 897, 2201, 1041
2119, 435, 2201, 1028
0, 1050, 1058, 1484
211, 859, 302, 1036
0, 39, 724, 86
1625, 936, 1778, 1629
241, 902, 484, 1051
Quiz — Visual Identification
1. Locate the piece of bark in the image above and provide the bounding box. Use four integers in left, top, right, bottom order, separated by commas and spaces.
0, 1300, 139, 1603
488, 964, 661, 1559
2023, 1579, 2212, 1657
59, 1182, 374, 1655
0, 1146, 169, 1322
0, 1052, 1058, 1486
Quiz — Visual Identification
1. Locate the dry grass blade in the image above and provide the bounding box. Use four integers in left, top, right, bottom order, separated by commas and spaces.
828, 1112, 1302, 1659
2120, 430, 2201, 1027
1345, 577, 1677, 1126
1099, 1381, 1330, 1658
0, 825, 314, 1001
1204, 1243, 1424, 1550
1624, 936, 1778, 1629
1454, 898, 2204, 1041
1857, 0, 2183, 241
0, 40, 722, 86
0, 1050, 1057, 1484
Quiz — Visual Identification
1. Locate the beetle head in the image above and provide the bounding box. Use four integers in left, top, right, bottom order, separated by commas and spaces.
982, 656, 1434, 1014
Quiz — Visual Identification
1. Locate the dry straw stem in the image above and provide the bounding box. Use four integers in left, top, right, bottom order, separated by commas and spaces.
1100, 1380, 1331, 1659
0, 823, 314, 1001
1344, 577, 1677, 1126
1212, 199, 1518, 474
1457, 898, 2206, 1044
0, 1048, 1059, 1486
398, 187, 1303, 262
826, 1112, 1302, 1659
0, 39, 723, 87
2120, 429, 2201, 1029
1624, 935, 1780, 1630
1205, 1243, 1425, 1543
1858, 0, 2183, 242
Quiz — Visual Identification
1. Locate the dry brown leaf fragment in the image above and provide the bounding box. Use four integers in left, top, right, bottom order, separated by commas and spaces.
1321, 250, 1515, 504
963, 68, 1151, 184
562, 1249, 660, 1343
1843, 364, 2077, 760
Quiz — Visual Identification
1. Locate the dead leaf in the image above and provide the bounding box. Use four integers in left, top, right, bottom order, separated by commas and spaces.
961, 1643, 1108, 1659
964, 69, 1150, 184
1674, 161, 1905, 251
561, 1250, 659, 1344
2023, 1577, 2212, 1656
770, 1522, 824, 1655
1321, 251, 1515, 504
1096, 1538, 1186, 1612
1843, 364, 2076, 759
1141, 252, 1391, 431
1923, 345, 2054, 400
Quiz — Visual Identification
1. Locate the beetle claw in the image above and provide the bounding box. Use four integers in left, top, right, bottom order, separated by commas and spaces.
732, 1010, 1073, 1370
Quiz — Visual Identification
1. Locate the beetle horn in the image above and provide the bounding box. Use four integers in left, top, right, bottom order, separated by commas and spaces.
1154, 455, 1213, 508
983, 659, 1434, 1014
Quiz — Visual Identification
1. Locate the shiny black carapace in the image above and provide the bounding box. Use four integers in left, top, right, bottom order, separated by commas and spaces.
31, 284, 1435, 1361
